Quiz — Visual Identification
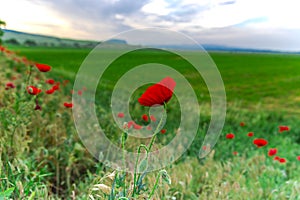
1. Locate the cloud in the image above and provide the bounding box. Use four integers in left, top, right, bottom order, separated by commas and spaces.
30, 0, 151, 38
1, 0, 300, 50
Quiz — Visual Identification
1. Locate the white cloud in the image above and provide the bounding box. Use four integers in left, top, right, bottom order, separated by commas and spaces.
141, 0, 174, 15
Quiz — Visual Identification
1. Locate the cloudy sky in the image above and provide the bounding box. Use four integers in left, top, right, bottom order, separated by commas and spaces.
1, 0, 300, 50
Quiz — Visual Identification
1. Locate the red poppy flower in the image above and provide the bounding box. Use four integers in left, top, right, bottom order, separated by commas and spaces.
247, 132, 254, 137
233, 151, 238, 156
133, 123, 142, 130
64, 102, 73, 108
78, 90, 83, 96
35, 63, 51, 72
117, 112, 124, 118
142, 114, 149, 122
127, 121, 134, 129
138, 77, 176, 107
52, 84, 60, 91
268, 148, 277, 156
226, 133, 235, 139
147, 126, 152, 130
161, 129, 167, 134
253, 138, 268, 148
279, 125, 289, 133
240, 122, 245, 127
46, 79, 55, 84
279, 158, 286, 163
46, 88, 55, 94
27, 86, 41, 95
6, 82, 15, 89
274, 156, 280, 161
297, 156, 300, 161
150, 115, 156, 122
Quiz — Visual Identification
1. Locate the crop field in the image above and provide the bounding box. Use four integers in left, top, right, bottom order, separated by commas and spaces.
1, 45, 300, 199
9, 46, 300, 112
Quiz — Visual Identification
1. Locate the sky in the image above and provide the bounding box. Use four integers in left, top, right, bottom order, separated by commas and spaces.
1, 0, 300, 51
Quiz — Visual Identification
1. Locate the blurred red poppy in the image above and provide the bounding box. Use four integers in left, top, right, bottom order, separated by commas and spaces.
226, 133, 235, 139
268, 148, 277, 156
64, 102, 73, 108
297, 156, 300, 161
117, 112, 124, 118
46, 88, 55, 94
274, 156, 280, 161
35, 63, 51, 72
127, 121, 134, 129
279, 158, 286, 163
253, 138, 268, 148
46, 79, 55, 84
150, 115, 156, 122
133, 123, 142, 130
138, 77, 176, 107
233, 151, 238, 155
279, 125, 289, 133
240, 122, 245, 127
161, 129, 167, 134
247, 132, 254, 137
5, 82, 15, 89
142, 114, 149, 122
27, 86, 41, 95
147, 126, 152, 130
52, 83, 60, 91
78, 90, 83, 96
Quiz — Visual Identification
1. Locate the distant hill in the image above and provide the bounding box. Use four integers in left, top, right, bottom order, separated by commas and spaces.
151, 44, 300, 54
2, 29, 100, 48
1, 29, 299, 53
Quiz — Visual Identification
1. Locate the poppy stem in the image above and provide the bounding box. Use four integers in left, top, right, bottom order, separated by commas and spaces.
148, 170, 164, 199
148, 105, 167, 152
121, 131, 127, 195
26, 64, 33, 86
132, 144, 148, 197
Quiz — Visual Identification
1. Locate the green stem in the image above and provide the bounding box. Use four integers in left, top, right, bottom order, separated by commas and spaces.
26, 65, 33, 86
132, 103, 167, 197
148, 171, 162, 199
132, 144, 148, 197
148, 104, 167, 152
10, 125, 18, 147
121, 132, 126, 196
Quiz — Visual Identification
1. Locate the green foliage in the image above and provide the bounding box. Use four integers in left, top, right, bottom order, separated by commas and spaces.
5, 38, 20, 45
0, 19, 6, 44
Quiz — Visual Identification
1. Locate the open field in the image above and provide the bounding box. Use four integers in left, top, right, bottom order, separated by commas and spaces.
8, 46, 300, 113
1, 46, 300, 199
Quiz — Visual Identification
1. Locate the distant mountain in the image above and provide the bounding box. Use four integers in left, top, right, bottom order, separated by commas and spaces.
2, 29, 100, 48
104, 39, 127, 45
151, 44, 300, 54
2, 29, 299, 53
